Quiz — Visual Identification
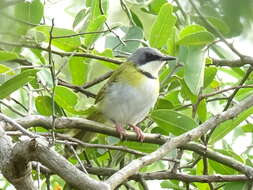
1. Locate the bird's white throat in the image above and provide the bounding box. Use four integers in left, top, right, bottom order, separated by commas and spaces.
138, 60, 165, 77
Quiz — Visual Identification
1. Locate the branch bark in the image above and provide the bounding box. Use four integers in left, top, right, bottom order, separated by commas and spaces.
0, 126, 37, 190
105, 94, 253, 189
0, 126, 110, 190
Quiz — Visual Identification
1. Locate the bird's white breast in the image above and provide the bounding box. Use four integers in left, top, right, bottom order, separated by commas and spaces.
98, 77, 159, 126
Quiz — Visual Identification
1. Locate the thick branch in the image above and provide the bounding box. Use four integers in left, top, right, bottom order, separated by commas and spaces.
105, 94, 253, 189
212, 57, 253, 67
0, 126, 37, 190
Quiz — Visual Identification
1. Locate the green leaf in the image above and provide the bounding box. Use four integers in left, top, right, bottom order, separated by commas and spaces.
241, 124, 253, 133
180, 79, 198, 103
105, 26, 143, 54
84, 15, 106, 47
160, 180, 183, 190
224, 182, 246, 190
0, 64, 14, 75
54, 86, 77, 111
35, 96, 53, 116
95, 49, 119, 70
149, 0, 167, 14
0, 69, 39, 99
204, 66, 217, 88
15, 0, 44, 24
210, 159, 237, 174
210, 106, 253, 143
54, 86, 87, 115
151, 109, 197, 136
0, 51, 18, 61
69, 57, 88, 85
180, 46, 205, 95
35, 26, 81, 51
121, 141, 159, 153
197, 99, 207, 122
149, 3, 176, 48
155, 98, 174, 110
207, 16, 230, 35
73, 8, 90, 29
178, 24, 215, 46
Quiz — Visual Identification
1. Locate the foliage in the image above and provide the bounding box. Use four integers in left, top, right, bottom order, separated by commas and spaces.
0, 0, 253, 189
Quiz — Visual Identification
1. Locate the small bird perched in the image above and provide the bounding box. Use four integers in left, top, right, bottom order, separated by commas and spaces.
84, 47, 176, 142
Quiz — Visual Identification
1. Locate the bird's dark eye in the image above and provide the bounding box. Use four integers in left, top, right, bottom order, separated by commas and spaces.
145, 53, 160, 62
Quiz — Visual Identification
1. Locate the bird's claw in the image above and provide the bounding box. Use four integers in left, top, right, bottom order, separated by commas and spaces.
130, 125, 144, 142
115, 124, 126, 140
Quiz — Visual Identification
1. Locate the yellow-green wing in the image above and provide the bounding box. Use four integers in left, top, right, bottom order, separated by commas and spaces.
95, 62, 128, 104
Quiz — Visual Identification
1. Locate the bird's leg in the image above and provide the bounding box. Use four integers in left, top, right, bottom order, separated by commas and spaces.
115, 124, 126, 140
129, 125, 144, 142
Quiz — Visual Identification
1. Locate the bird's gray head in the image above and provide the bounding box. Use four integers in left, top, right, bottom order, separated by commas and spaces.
127, 47, 176, 65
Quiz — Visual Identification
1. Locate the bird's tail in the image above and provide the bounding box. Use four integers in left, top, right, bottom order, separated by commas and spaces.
73, 109, 107, 142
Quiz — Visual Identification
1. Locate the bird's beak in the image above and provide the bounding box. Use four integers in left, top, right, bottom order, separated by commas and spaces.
161, 55, 176, 61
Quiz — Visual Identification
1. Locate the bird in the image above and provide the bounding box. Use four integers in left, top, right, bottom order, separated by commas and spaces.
80, 47, 176, 142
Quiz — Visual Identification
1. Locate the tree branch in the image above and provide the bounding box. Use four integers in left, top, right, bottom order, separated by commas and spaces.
106, 94, 253, 189
0, 126, 37, 190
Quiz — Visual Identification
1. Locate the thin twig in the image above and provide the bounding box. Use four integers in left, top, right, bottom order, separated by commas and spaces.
99, 0, 126, 47
58, 79, 96, 98
223, 67, 253, 111
67, 144, 88, 174
0, 41, 123, 64
0, 100, 26, 117
82, 71, 113, 89
48, 19, 56, 144
52, 26, 119, 39
0, 113, 36, 137
188, 0, 244, 59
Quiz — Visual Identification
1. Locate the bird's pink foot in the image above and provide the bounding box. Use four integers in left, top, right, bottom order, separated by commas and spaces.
115, 124, 126, 140
130, 125, 144, 142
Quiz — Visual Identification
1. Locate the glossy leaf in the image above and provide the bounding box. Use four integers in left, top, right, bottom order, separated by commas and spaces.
69, 57, 88, 85
35, 26, 81, 51
149, 3, 176, 48
0, 69, 39, 99
178, 24, 215, 46
151, 109, 197, 136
